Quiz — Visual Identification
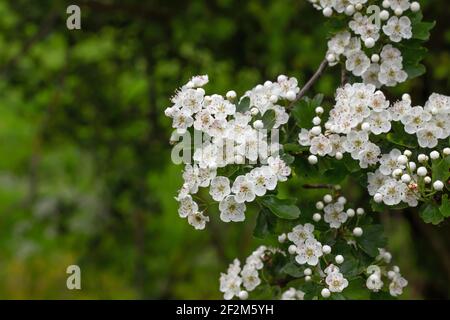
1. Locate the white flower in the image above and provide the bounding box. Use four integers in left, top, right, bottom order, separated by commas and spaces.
380, 45, 403, 66
171, 109, 194, 133
287, 223, 315, 246
187, 211, 210, 230
424, 93, 450, 115
281, 288, 305, 300
416, 124, 441, 148
389, 273, 408, 297
390, 99, 411, 121
231, 176, 256, 203
368, 110, 392, 134
324, 202, 347, 228
328, 31, 351, 56
378, 62, 407, 86
219, 195, 246, 222
328, 134, 346, 156
241, 267, 261, 291
370, 91, 390, 112
194, 109, 214, 131
326, 271, 349, 293
267, 156, 291, 182
295, 238, 323, 266
379, 149, 404, 175
344, 130, 369, 159
400, 106, 432, 134
310, 134, 333, 156
178, 195, 199, 218
220, 260, 242, 300
247, 166, 277, 197
362, 63, 382, 87
388, 0, 411, 11
367, 169, 388, 195
209, 176, 231, 201
383, 16, 412, 42
378, 179, 407, 205
346, 50, 371, 76
298, 128, 313, 146
357, 142, 381, 168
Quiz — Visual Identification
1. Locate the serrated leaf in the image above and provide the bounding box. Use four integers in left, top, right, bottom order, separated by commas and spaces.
413, 21, 436, 40
432, 155, 450, 183
356, 225, 387, 257
419, 203, 444, 225
404, 63, 426, 79
386, 121, 419, 148
280, 261, 304, 277
260, 195, 301, 220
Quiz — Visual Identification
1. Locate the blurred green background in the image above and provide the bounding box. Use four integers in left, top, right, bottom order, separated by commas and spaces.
0, 0, 449, 299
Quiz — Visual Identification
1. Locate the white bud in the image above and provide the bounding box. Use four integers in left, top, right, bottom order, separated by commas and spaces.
403, 149, 412, 157
424, 176, 431, 184
313, 116, 322, 125
382, 0, 390, 8
308, 155, 318, 165
269, 95, 278, 104
353, 227, 363, 237
286, 90, 297, 101
226, 90, 237, 100
323, 7, 333, 17
430, 151, 440, 160
305, 275, 312, 282
347, 208, 355, 217
335, 152, 343, 160
304, 268, 312, 276
401, 174, 411, 184
250, 107, 259, 116
315, 106, 324, 114
364, 37, 375, 48
335, 255, 344, 264
238, 290, 248, 300
316, 201, 324, 210
253, 120, 264, 129
387, 271, 396, 279
380, 10, 389, 20
394, 8, 403, 16
409, 161, 417, 172
313, 213, 322, 222
326, 53, 336, 63
361, 122, 371, 131
321, 288, 331, 298
234, 155, 245, 164
393, 266, 400, 273
355, 3, 363, 10
418, 154, 428, 163
371, 54, 380, 63
310, 126, 322, 136
356, 208, 365, 215
417, 166, 428, 176
324, 122, 332, 130
322, 245, 331, 254
392, 168, 403, 178
402, 93, 411, 102
338, 196, 347, 205
410, 2, 420, 12
345, 5, 355, 15
278, 233, 287, 243
323, 194, 333, 203
374, 193, 383, 203
443, 147, 450, 156
397, 155, 408, 165
433, 180, 444, 191
288, 245, 297, 255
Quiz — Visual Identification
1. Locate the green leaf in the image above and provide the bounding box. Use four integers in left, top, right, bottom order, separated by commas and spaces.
440, 194, 450, 218
236, 96, 250, 113
413, 21, 436, 40
262, 109, 276, 129
386, 122, 418, 148
419, 203, 444, 225
404, 63, 426, 79
280, 261, 304, 277
260, 195, 301, 220
253, 208, 277, 239
292, 94, 323, 129
356, 225, 387, 257
432, 155, 450, 183
343, 277, 370, 300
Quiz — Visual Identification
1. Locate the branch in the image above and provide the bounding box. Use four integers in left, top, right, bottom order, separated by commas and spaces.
302, 184, 335, 189
289, 58, 328, 108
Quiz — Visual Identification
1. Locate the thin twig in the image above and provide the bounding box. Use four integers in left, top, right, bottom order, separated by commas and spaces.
302, 184, 335, 189
341, 66, 348, 86
288, 58, 328, 108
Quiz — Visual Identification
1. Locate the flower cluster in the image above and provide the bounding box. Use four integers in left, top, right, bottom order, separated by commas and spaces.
219, 246, 277, 300
368, 148, 449, 206
220, 195, 407, 299
308, 0, 422, 87
166, 75, 298, 229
